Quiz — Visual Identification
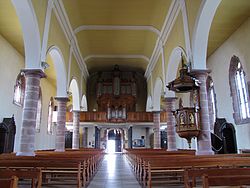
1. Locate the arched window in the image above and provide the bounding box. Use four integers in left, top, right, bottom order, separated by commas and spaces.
36, 88, 42, 132
13, 73, 25, 107
229, 55, 250, 124
47, 97, 54, 134
207, 76, 217, 130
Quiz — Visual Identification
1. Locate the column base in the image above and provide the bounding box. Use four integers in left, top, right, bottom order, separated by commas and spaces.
154, 147, 161, 149
72, 147, 79, 150
196, 150, 214, 155
167, 148, 177, 151
16, 151, 35, 156
55, 149, 65, 152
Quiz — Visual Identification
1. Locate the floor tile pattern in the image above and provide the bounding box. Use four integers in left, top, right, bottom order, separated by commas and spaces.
88, 153, 141, 188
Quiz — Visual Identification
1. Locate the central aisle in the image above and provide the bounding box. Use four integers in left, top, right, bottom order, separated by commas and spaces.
88, 153, 141, 188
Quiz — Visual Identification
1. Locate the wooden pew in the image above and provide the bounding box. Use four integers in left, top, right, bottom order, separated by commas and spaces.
125, 149, 250, 188
146, 156, 250, 188
184, 167, 250, 188
0, 176, 18, 188
0, 168, 42, 188
0, 149, 104, 188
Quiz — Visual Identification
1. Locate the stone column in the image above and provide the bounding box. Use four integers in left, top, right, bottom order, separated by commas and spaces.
145, 127, 150, 148
193, 70, 214, 155
128, 127, 133, 148
72, 111, 80, 149
153, 111, 161, 149
82, 127, 88, 148
54, 97, 69, 152
16, 69, 46, 156
164, 97, 177, 151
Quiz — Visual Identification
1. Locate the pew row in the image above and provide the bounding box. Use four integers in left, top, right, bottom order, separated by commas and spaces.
184, 167, 250, 188
124, 149, 250, 188
0, 176, 18, 188
0, 149, 104, 188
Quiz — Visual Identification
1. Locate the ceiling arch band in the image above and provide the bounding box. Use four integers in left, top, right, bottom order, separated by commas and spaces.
74, 25, 161, 37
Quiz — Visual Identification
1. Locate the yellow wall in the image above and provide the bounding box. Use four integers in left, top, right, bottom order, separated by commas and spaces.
186, 0, 202, 41
82, 76, 87, 95
31, 0, 48, 41
48, 12, 70, 72
152, 57, 163, 89
150, 12, 186, 96
164, 12, 186, 75
70, 55, 82, 88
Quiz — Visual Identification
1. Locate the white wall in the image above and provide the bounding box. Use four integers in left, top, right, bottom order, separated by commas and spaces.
34, 79, 56, 150
0, 35, 24, 152
87, 126, 95, 148
132, 127, 146, 140
207, 18, 250, 150
0, 34, 57, 152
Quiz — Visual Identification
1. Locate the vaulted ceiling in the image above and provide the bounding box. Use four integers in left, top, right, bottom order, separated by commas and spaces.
0, 0, 250, 76
62, 0, 171, 73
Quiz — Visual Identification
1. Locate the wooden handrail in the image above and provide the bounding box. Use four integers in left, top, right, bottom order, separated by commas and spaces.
66, 111, 167, 123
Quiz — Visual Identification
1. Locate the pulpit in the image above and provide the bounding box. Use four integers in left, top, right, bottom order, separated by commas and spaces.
167, 55, 201, 148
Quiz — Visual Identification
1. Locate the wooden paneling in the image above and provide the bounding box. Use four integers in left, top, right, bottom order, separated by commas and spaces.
66, 111, 167, 123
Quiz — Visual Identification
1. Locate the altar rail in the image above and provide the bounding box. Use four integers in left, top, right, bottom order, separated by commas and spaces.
66, 111, 167, 123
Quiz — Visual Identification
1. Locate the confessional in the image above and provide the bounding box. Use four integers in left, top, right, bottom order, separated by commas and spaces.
0, 116, 16, 154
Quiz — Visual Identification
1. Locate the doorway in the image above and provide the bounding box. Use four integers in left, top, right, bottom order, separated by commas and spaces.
107, 129, 122, 153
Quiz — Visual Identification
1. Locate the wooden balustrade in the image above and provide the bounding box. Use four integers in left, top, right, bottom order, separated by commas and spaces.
66, 111, 167, 123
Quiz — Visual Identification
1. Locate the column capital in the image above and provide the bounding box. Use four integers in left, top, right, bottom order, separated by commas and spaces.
191, 69, 211, 76
54, 97, 69, 102
21, 69, 46, 78
163, 97, 178, 102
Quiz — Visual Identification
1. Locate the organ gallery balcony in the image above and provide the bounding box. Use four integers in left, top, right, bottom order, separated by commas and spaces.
66, 111, 167, 123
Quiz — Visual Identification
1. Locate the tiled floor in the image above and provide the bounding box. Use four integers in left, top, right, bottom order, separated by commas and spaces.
88, 153, 141, 188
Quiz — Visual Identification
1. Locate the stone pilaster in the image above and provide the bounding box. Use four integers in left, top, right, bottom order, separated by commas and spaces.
164, 97, 177, 151
145, 127, 150, 148
192, 70, 214, 155
16, 69, 46, 156
72, 111, 80, 149
54, 97, 69, 152
82, 127, 88, 148
153, 111, 161, 149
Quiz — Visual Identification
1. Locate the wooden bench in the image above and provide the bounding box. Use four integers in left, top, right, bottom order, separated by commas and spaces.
145, 156, 250, 187
0, 176, 18, 188
125, 149, 250, 188
184, 167, 250, 188
0, 149, 104, 188
0, 168, 42, 188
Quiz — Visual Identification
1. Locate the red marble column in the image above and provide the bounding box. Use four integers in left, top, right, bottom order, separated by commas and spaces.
164, 97, 177, 151
193, 70, 214, 155
16, 69, 46, 156
72, 111, 80, 149
153, 111, 161, 149
54, 97, 69, 152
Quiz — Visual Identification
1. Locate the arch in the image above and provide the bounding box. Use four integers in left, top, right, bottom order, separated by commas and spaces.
47, 46, 67, 97
165, 47, 187, 97
81, 95, 88, 111
11, 0, 41, 68
152, 77, 163, 111
69, 78, 80, 111
192, 0, 221, 69
146, 95, 153, 112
